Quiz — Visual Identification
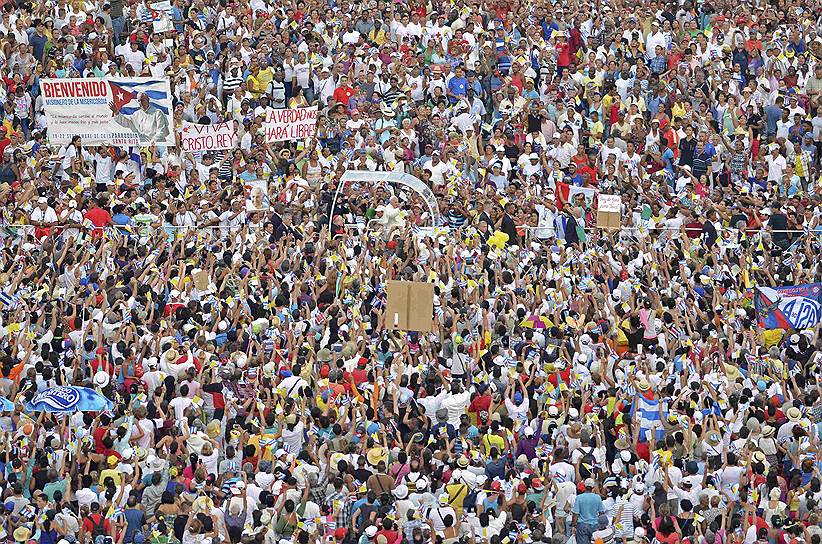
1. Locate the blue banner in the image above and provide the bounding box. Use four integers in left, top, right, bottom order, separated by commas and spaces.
755, 284, 822, 330
0, 396, 14, 411
25, 387, 113, 413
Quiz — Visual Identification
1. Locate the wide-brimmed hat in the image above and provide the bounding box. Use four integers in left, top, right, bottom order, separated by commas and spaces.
163, 348, 179, 362
366, 446, 388, 466
13, 527, 32, 543
786, 407, 802, 421
636, 378, 651, 392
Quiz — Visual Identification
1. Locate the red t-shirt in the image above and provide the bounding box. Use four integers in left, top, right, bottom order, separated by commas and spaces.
468, 394, 492, 423
82, 513, 111, 536
84, 207, 112, 238
555, 42, 571, 67
93, 426, 110, 454
333, 86, 355, 107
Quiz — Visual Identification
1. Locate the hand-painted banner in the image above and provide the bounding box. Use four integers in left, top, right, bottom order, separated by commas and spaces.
40, 78, 174, 147
263, 106, 318, 142
755, 283, 822, 330
180, 121, 237, 151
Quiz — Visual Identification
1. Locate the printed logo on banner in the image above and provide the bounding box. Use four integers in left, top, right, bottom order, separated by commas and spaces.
755, 284, 822, 330
31, 387, 80, 411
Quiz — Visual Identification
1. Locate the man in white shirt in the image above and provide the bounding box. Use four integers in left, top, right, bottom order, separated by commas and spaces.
423, 151, 453, 187
93, 145, 114, 188
645, 20, 666, 58
30, 197, 58, 235
440, 382, 471, 427
765, 144, 787, 183
123, 40, 147, 73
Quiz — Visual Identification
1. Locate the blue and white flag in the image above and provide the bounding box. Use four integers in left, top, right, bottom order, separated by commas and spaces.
0, 290, 18, 309
0, 396, 14, 411
631, 395, 665, 441
25, 386, 114, 413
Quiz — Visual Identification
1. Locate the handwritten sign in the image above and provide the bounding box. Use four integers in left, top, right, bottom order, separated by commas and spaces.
180, 121, 237, 151
263, 106, 318, 143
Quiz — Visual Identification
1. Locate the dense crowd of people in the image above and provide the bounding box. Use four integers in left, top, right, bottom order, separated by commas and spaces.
0, 0, 821, 544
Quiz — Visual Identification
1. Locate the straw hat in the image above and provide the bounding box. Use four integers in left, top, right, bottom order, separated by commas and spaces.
786, 407, 802, 422
366, 446, 388, 466
636, 378, 651, 392
13, 527, 31, 543
163, 348, 180, 362
724, 364, 742, 381
762, 425, 775, 438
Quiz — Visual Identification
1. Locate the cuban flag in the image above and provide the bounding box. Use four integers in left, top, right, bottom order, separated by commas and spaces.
631, 395, 665, 442
109, 80, 170, 115
139, 1, 173, 22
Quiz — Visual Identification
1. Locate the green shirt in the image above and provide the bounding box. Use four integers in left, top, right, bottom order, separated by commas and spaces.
43, 478, 67, 502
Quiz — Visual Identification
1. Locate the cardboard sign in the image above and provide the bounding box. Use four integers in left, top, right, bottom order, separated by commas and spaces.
385, 281, 434, 332
597, 194, 622, 230
193, 269, 210, 291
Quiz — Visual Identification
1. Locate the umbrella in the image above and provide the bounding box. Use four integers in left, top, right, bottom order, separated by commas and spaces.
0, 396, 14, 411
521, 315, 551, 329
25, 386, 113, 414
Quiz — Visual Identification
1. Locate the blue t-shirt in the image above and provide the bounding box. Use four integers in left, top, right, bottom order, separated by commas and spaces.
572, 492, 604, 525
123, 508, 146, 543
447, 77, 468, 100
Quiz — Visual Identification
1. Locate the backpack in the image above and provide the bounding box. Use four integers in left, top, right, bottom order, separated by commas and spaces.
579, 447, 598, 478
462, 488, 480, 513
90, 513, 106, 538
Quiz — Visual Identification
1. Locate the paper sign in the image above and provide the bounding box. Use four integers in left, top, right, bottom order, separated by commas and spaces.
597, 194, 622, 213
245, 179, 270, 212
180, 121, 237, 151
150, 1, 174, 32
263, 106, 318, 142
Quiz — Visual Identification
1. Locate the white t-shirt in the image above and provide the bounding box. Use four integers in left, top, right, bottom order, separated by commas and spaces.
31, 206, 58, 224
281, 421, 305, 453
766, 153, 787, 182
169, 396, 193, 420
440, 390, 471, 427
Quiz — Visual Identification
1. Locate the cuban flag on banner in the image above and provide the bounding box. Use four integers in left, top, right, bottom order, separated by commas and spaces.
139, 1, 173, 22
755, 284, 822, 330
109, 80, 170, 115
630, 394, 665, 442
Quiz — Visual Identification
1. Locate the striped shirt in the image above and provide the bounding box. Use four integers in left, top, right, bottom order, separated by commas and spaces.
611, 498, 636, 538
222, 72, 244, 97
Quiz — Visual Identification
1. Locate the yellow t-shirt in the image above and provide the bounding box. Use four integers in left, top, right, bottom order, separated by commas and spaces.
481, 433, 504, 454
445, 482, 470, 512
